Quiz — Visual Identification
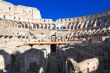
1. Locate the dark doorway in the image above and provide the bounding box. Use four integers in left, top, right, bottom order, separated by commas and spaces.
89, 38, 92, 43
50, 44, 56, 52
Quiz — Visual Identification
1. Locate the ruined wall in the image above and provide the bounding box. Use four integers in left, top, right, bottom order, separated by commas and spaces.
58, 43, 110, 73
0, 1, 41, 22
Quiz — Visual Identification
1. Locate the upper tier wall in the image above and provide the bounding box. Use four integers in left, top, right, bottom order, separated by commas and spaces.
0, 1, 41, 22
55, 10, 110, 24
0, 1, 110, 25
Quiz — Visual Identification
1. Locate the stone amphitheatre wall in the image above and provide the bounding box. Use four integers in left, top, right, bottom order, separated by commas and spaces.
0, 1, 110, 30
0, 1, 41, 22
0, 1, 109, 73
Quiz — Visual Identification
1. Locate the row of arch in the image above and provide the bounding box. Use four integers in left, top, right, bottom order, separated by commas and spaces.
51, 26, 110, 42
0, 15, 110, 30
65, 16, 110, 30
0, 25, 109, 42
0, 19, 54, 30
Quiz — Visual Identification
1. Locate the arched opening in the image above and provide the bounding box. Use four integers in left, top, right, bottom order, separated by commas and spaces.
25, 23, 28, 28
50, 44, 57, 52
75, 22, 78, 29
33, 24, 36, 29
44, 24, 47, 29
48, 24, 50, 29
18, 25, 22, 28
36, 24, 39, 29
3, 15, 6, 19
96, 18, 101, 26
83, 21, 86, 28
88, 38, 92, 43
62, 26, 66, 29
51, 35, 56, 42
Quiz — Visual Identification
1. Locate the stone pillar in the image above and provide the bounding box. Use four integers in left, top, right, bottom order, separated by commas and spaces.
0, 55, 5, 71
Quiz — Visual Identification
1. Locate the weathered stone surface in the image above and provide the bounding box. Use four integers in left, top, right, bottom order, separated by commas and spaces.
0, 1, 109, 73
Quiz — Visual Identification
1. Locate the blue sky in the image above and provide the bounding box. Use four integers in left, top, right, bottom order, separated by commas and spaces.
5, 0, 110, 20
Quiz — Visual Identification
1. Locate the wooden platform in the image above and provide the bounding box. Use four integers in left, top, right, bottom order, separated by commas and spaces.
23, 40, 82, 45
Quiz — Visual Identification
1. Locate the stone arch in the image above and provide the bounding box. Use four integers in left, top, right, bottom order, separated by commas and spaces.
13, 21, 18, 28
87, 19, 92, 28
82, 21, 87, 28
2, 19, 8, 28
17, 24, 22, 28
93, 28, 100, 35
82, 30, 88, 36
69, 32, 74, 40
80, 21, 85, 29
75, 32, 79, 37
74, 22, 79, 30
67, 22, 71, 29
91, 19, 97, 27
13, 49, 46, 73
72, 22, 77, 30
17, 22, 24, 28
33, 23, 36, 29
29, 23, 34, 29
47, 24, 50, 29
3, 15, 6, 19
36, 24, 39, 29
99, 27, 107, 34
87, 29, 92, 35
24, 23, 29, 28
70, 22, 75, 29
101, 16, 108, 25
85, 20, 90, 28
93, 19, 98, 27
78, 31, 83, 36
51, 24, 56, 29
91, 29, 96, 34
91, 19, 94, 27
43, 23, 46, 29
68, 22, 72, 30
77, 21, 82, 29
0, 19, 7, 27
87, 19, 95, 28
96, 17, 103, 27
39, 23, 43, 29
22, 22, 27, 28
8, 20, 14, 28
44, 24, 47, 29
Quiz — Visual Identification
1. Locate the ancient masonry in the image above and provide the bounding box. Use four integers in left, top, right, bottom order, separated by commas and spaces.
0, 1, 110, 73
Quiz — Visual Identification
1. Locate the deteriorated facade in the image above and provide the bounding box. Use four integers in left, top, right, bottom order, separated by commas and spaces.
0, 1, 110, 73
